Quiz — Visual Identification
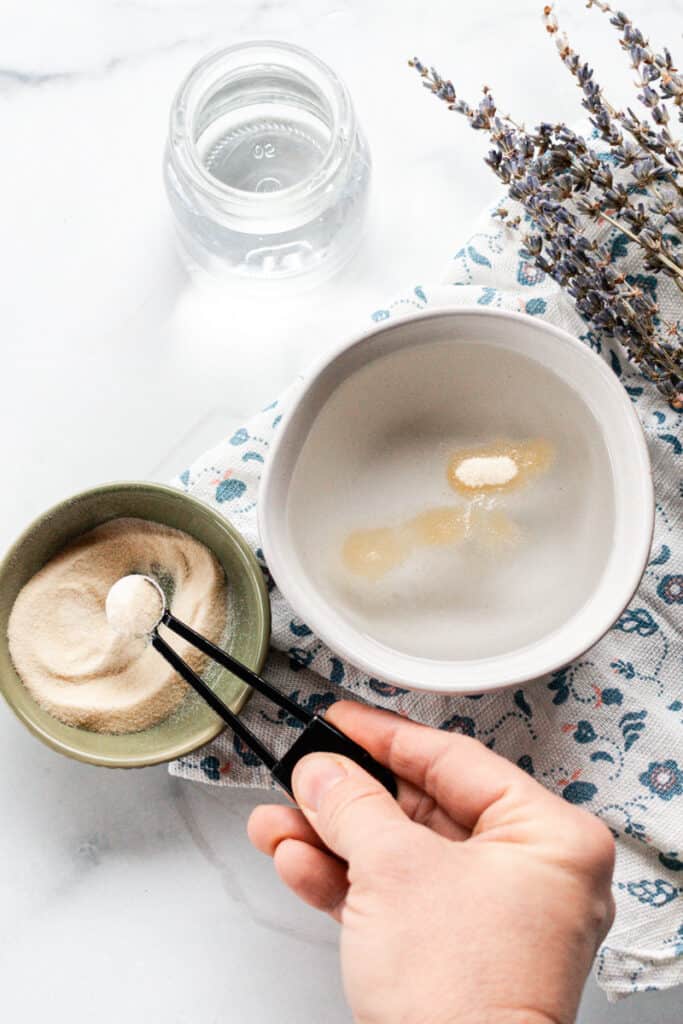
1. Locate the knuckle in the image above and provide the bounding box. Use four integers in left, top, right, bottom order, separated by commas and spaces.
601, 890, 616, 932
585, 884, 616, 947
409, 789, 440, 829
387, 720, 446, 781
588, 810, 615, 849
561, 810, 616, 882
584, 818, 617, 875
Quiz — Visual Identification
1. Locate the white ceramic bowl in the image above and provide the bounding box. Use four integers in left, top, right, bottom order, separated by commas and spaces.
259, 308, 653, 694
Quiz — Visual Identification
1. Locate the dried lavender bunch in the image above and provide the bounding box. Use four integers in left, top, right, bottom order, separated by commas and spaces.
586, 1, 683, 124
543, 6, 683, 287
410, 4, 683, 408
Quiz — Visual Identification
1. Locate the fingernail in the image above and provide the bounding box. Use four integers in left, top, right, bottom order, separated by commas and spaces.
293, 755, 347, 812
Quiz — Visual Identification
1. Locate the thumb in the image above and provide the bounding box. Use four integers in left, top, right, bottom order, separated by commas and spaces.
292, 752, 406, 863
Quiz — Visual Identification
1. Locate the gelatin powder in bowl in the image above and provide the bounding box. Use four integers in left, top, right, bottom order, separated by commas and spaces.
7, 518, 227, 734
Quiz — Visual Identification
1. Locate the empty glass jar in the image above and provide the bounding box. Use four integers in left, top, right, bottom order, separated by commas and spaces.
163, 42, 371, 288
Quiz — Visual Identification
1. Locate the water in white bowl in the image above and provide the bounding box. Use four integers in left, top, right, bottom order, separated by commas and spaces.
287, 339, 615, 662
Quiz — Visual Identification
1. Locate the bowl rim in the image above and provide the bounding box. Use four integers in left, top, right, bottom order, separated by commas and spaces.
0, 481, 271, 767
258, 305, 654, 694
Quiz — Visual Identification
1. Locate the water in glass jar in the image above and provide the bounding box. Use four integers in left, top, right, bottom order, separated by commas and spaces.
164, 48, 371, 286
198, 101, 330, 195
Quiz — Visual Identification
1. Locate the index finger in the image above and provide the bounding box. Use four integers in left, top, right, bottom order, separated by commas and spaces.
324, 699, 539, 831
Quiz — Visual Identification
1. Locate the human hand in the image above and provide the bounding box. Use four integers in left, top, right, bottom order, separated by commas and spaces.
248, 701, 615, 1024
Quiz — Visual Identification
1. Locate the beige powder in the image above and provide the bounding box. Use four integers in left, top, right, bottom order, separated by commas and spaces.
455, 455, 518, 488
7, 517, 227, 734
106, 574, 165, 638
448, 439, 554, 496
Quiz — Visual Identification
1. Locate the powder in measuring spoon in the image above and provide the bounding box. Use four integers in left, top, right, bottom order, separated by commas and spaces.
106, 575, 165, 638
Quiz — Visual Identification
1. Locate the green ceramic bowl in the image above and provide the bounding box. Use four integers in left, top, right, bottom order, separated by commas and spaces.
0, 482, 271, 767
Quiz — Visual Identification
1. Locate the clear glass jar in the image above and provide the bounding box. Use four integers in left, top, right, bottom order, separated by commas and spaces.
163, 42, 371, 289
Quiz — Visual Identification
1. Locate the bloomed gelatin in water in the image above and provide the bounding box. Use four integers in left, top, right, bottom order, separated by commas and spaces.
342, 503, 522, 580
468, 507, 521, 550
342, 509, 467, 580
409, 507, 466, 547
447, 439, 554, 496
287, 340, 615, 660
342, 526, 410, 581
341, 441, 554, 581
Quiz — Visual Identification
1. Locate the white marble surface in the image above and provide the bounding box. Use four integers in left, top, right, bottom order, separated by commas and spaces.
1, 1, 682, 1020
